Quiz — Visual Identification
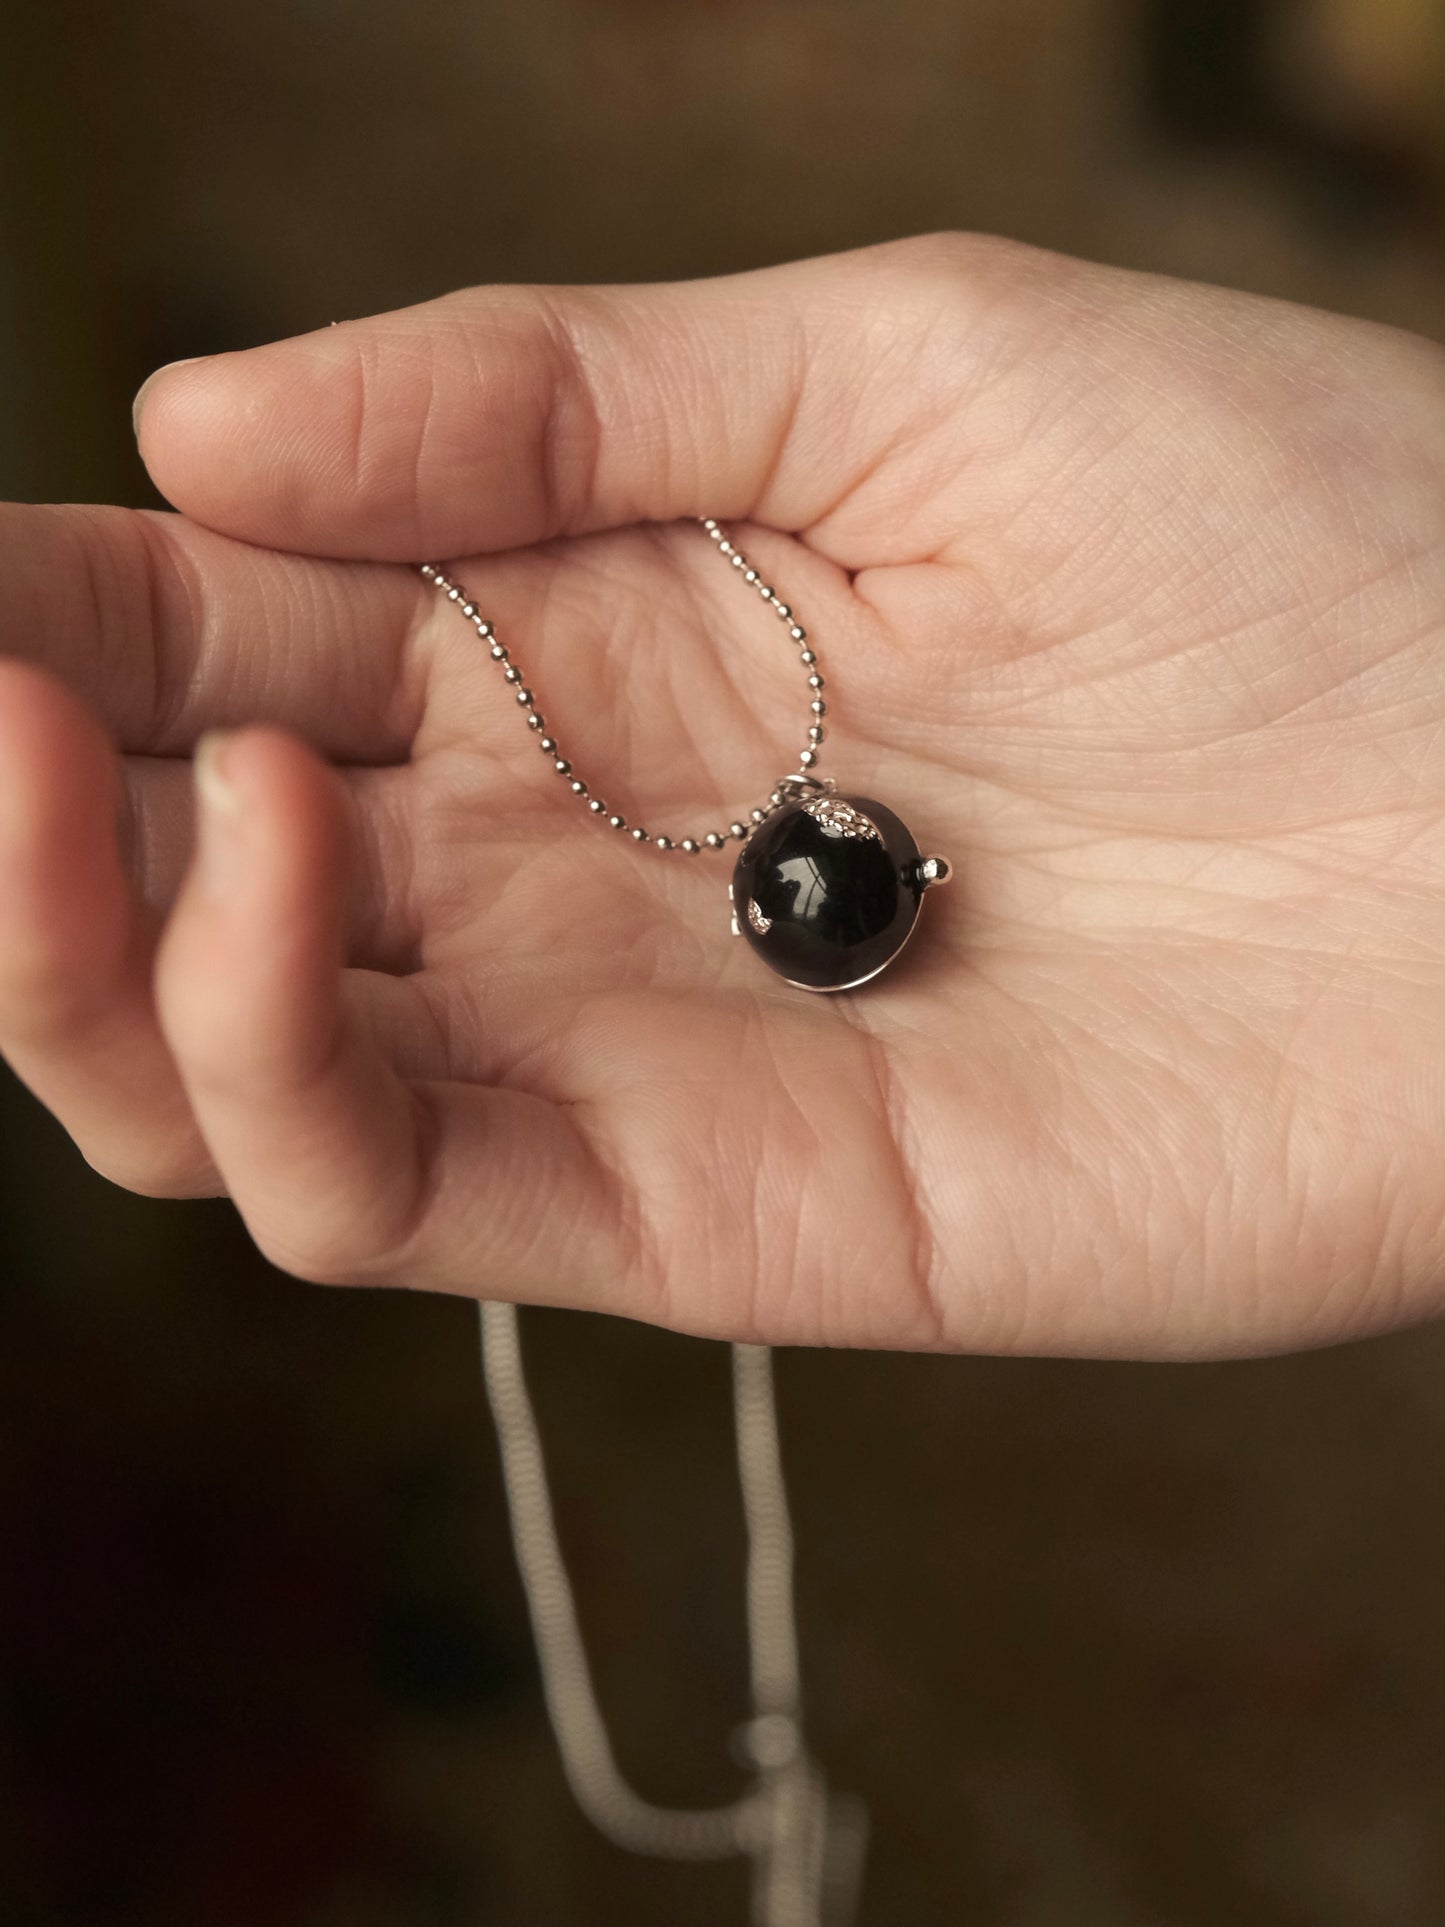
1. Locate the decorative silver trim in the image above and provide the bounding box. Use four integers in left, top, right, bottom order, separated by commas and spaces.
802, 796, 881, 842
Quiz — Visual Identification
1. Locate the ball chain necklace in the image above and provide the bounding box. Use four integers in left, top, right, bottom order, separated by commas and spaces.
421, 518, 947, 1924
421, 515, 952, 991
478, 1303, 868, 1927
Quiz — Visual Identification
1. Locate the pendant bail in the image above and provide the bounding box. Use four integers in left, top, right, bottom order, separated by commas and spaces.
775, 772, 835, 804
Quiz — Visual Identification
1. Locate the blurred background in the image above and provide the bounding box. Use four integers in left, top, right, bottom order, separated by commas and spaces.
3, 1, 1445, 1921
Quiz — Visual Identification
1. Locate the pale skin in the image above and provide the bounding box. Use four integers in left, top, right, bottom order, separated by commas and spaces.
2, 231, 1443, 1359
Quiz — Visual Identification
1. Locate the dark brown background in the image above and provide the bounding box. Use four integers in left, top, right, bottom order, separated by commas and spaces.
3, 2, 1445, 1922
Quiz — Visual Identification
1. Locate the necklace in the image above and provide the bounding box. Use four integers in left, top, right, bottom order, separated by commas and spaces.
419, 524, 899, 1917
421, 518, 951, 991
479, 1303, 868, 1926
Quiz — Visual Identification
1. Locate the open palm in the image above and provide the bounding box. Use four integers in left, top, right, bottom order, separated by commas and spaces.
5, 232, 1445, 1357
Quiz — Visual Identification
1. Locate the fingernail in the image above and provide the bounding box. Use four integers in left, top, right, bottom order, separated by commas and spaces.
132, 355, 213, 437
193, 731, 244, 896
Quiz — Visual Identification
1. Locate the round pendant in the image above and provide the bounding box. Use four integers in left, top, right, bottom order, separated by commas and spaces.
730, 789, 950, 992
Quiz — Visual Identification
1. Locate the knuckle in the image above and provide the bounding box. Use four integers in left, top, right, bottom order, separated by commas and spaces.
335, 330, 433, 540
507, 287, 606, 539
835, 230, 1081, 395
866, 227, 1060, 308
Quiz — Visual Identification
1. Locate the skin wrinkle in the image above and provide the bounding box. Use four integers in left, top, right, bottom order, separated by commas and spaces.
762, 1063, 820, 1333
1021, 463, 1325, 653
1037, 585, 1347, 731
550, 551, 657, 804
1291, 1158, 1391, 1345
847, 1005, 945, 1350
561, 1088, 655, 1318
404, 335, 448, 556
409, 626, 511, 769
405, 778, 519, 970
694, 294, 803, 525
963, 720, 1418, 817
770, 248, 1009, 558
343, 333, 382, 544
747, 1013, 829, 1345
545, 522, 811, 817
123, 511, 175, 742
1069, 846, 1332, 919
847, 553, 1007, 667
806, 408, 942, 543
57, 511, 149, 741
532, 288, 610, 542
616, 522, 735, 803
389, 334, 454, 555
1077, 490, 1438, 691
730, 1065, 830, 1323
150, 508, 426, 762
418, 961, 558, 1095
583, 1030, 723, 1336
1008, 1065, 1122, 1346
342, 770, 423, 973
423, 535, 878, 828
905, 971, 1054, 1346
1101, 1069, 1227, 1346
1091, 954, 1417, 1347
679, 523, 869, 800
657, 530, 777, 806
793, 300, 951, 531
118, 757, 160, 915
797, 346, 994, 562
636, 303, 719, 518
335, 563, 422, 760
372, 568, 427, 750
351, 1076, 454, 1292
403, 964, 470, 1084
340, 969, 445, 1080
749, 307, 810, 525
77, 511, 126, 701
335, 328, 443, 559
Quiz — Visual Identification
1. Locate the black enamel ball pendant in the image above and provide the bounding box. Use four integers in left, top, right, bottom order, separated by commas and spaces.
729, 782, 951, 992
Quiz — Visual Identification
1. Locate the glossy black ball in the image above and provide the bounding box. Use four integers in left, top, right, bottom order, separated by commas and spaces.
731, 794, 924, 991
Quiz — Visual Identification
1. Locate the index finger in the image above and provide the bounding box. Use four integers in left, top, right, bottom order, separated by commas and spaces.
0, 503, 425, 761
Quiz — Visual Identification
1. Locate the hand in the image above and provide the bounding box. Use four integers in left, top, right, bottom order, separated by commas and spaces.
5, 233, 1444, 1357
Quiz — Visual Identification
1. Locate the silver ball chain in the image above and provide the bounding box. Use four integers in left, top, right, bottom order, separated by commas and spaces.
479, 1302, 867, 1927
420, 517, 828, 847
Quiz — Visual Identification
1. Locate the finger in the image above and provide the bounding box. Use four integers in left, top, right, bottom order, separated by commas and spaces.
121, 755, 422, 972
0, 661, 217, 1195
133, 234, 985, 561
156, 727, 624, 1301
0, 502, 426, 759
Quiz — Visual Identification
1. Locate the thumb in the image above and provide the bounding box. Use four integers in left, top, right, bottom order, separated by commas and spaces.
133, 233, 988, 562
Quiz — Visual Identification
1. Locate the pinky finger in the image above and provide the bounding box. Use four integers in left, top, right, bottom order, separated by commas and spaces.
154, 727, 623, 1301
0, 660, 216, 1195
